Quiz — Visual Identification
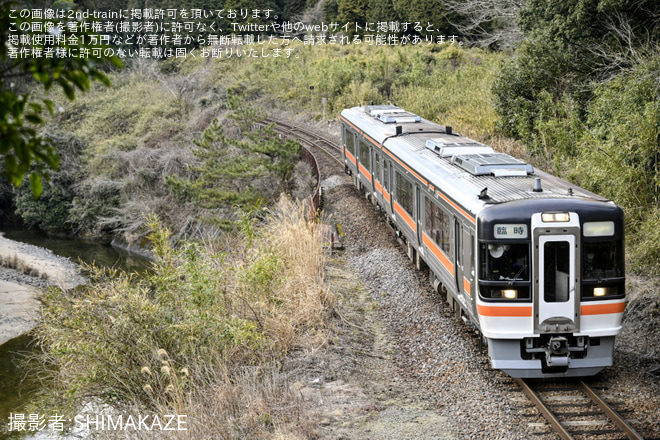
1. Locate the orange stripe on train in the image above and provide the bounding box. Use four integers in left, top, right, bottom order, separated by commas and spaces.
422, 232, 454, 275
478, 305, 532, 317
580, 302, 625, 316
393, 201, 416, 232
345, 148, 356, 165
358, 163, 372, 180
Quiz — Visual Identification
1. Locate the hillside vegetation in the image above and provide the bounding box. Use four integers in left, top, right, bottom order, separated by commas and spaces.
493, 0, 660, 275
10, 1, 660, 436
7, 30, 660, 271
23, 43, 514, 438
6, 43, 506, 238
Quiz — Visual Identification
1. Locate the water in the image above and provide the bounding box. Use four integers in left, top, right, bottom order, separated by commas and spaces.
0, 335, 41, 439
1, 227, 149, 274
0, 229, 151, 438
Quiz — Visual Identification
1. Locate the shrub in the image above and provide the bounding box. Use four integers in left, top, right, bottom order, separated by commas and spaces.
14, 130, 85, 233
32, 197, 332, 437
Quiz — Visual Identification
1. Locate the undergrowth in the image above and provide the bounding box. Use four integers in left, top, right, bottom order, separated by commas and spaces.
30, 196, 333, 438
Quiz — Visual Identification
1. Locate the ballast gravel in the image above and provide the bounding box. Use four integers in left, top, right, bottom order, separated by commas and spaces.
348, 247, 528, 439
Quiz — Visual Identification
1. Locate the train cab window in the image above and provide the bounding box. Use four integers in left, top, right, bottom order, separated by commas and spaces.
395, 171, 414, 217
481, 243, 529, 281
344, 129, 356, 155
358, 139, 371, 169
479, 243, 530, 300
424, 197, 451, 255
582, 239, 624, 299
583, 241, 623, 279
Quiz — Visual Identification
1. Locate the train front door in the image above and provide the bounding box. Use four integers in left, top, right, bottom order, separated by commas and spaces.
532, 214, 580, 334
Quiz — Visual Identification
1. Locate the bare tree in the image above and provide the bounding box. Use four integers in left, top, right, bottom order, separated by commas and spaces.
588, 12, 660, 83
293, 0, 326, 25
444, 0, 524, 49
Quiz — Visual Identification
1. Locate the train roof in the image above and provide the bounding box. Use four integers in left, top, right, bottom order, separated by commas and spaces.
340, 105, 610, 217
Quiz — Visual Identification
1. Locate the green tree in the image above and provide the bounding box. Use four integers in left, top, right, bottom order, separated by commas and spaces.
495, 0, 660, 140
14, 130, 84, 233
167, 99, 300, 228
0, 0, 121, 195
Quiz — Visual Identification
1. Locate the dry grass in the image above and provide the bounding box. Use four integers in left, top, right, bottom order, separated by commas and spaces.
32, 195, 332, 439
0, 252, 48, 279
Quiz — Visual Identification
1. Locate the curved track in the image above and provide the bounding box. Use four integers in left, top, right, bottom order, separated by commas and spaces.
516, 378, 645, 440
264, 117, 344, 168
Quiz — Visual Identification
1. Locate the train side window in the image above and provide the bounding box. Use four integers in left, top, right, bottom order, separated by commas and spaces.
375, 152, 381, 182
345, 128, 356, 155
383, 161, 390, 191
395, 170, 414, 217
424, 196, 451, 256
358, 139, 371, 169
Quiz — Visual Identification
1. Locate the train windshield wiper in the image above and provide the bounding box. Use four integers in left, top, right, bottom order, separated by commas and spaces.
500, 264, 527, 284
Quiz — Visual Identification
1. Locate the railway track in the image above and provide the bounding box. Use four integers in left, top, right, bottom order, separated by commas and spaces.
261, 118, 345, 249
516, 378, 645, 439
264, 117, 344, 167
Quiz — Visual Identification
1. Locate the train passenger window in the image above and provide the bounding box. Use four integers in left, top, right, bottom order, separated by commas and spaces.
395, 171, 414, 217
480, 243, 529, 281
344, 129, 356, 155
344, 129, 355, 156
544, 241, 570, 302
358, 139, 371, 169
424, 197, 451, 255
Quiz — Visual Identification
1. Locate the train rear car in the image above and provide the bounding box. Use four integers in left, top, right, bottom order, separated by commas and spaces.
339, 105, 626, 378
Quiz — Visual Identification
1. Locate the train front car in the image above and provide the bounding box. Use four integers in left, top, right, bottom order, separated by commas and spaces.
477, 199, 625, 378
339, 104, 626, 379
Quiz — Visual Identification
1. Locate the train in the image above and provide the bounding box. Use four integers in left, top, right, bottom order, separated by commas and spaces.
339, 105, 626, 378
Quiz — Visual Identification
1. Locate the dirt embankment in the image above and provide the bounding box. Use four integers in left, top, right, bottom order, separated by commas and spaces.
0, 233, 84, 345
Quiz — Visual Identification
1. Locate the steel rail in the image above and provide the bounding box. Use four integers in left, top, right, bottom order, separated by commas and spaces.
579, 381, 644, 440
515, 378, 575, 440
264, 117, 344, 166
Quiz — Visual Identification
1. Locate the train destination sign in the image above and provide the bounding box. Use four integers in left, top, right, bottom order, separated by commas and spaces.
494, 224, 528, 239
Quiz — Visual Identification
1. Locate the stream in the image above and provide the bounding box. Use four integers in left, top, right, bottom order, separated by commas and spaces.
0, 228, 150, 438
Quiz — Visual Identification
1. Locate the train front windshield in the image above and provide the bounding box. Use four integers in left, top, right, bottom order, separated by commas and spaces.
478, 236, 624, 301
582, 239, 625, 299
479, 243, 531, 300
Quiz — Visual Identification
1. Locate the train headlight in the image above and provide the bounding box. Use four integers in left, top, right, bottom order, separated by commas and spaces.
590, 286, 619, 297
503, 289, 518, 299
594, 287, 607, 297
541, 212, 570, 222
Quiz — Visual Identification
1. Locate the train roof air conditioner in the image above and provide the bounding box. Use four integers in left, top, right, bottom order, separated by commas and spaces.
452, 153, 534, 177
426, 138, 494, 158
364, 105, 421, 123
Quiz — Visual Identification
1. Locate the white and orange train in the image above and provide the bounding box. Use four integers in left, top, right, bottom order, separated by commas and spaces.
340, 105, 626, 378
